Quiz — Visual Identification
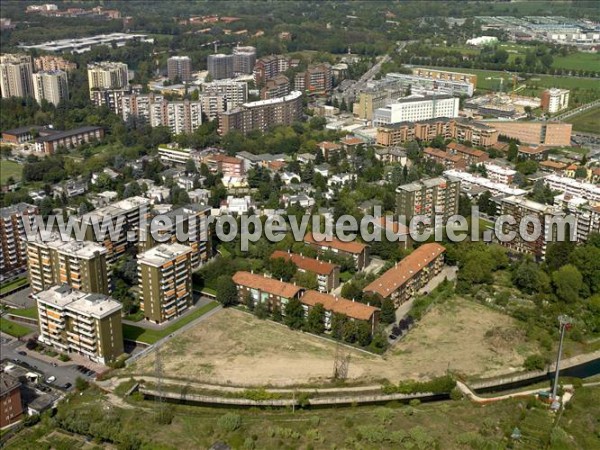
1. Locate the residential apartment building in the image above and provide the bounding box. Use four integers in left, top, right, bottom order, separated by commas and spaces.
90, 87, 130, 114
167, 55, 192, 82
26, 233, 110, 294
271, 250, 340, 293
260, 74, 290, 100
137, 243, 193, 324
232, 46, 257, 75
443, 169, 527, 197
484, 163, 517, 185
87, 61, 128, 98
0, 203, 38, 274
303, 232, 370, 271
373, 95, 459, 126
218, 91, 302, 135
499, 195, 567, 260
376, 118, 499, 147
200, 94, 226, 121
423, 147, 466, 170
140, 204, 211, 269
34, 55, 77, 72
0, 373, 23, 428
541, 88, 570, 113
78, 196, 151, 263
0, 54, 34, 98
576, 205, 600, 243
483, 121, 572, 146
207, 54, 234, 80
121, 94, 203, 134
157, 143, 193, 165
446, 142, 489, 165
396, 177, 461, 224
543, 174, 600, 203
34, 126, 104, 154
204, 154, 245, 177
411, 68, 477, 86
32, 70, 69, 106
35, 284, 123, 364
202, 80, 248, 109
364, 243, 445, 306
294, 63, 333, 95
253, 55, 297, 86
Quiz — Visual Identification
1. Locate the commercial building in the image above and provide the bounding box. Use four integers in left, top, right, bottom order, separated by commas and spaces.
376, 118, 499, 147
26, 233, 110, 294
543, 174, 600, 203
32, 70, 69, 106
121, 94, 203, 134
137, 243, 193, 324
499, 195, 566, 260
34, 55, 77, 72
411, 68, 477, 86
0, 54, 34, 98
294, 63, 333, 95
34, 126, 104, 154
19, 33, 152, 53
271, 250, 340, 293
35, 284, 123, 364
541, 88, 570, 113
396, 176, 461, 224
87, 61, 128, 95
443, 169, 526, 197
218, 91, 302, 135
483, 121, 572, 146
253, 55, 297, 86
232, 46, 257, 75
0, 373, 23, 428
373, 95, 459, 126
386, 72, 475, 97
303, 232, 370, 271
167, 56, 192, 82
260, 74, 290, 100
0, 203, 38, 274
364, 243, 445, 306
78, 196, 151, 263
207, 54, 234, 80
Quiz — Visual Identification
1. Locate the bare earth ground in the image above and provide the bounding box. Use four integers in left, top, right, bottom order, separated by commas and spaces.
129, 298, 536, 387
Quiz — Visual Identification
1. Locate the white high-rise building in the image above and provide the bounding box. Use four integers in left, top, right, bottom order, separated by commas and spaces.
541, 88, 570, 114
202, 79, 248, 109
0, 54, 34, 98
373, 95, 459, 126
87, 61, 128, 98
32, 70, 69, 106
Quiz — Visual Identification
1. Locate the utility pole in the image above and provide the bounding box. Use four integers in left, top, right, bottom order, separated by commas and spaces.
551, 315, 571, 411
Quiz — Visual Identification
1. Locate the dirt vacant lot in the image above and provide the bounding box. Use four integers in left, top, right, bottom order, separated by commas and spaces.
130, 298, 536, 387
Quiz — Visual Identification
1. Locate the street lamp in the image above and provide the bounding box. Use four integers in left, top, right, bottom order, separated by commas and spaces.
551, 314, 572, 411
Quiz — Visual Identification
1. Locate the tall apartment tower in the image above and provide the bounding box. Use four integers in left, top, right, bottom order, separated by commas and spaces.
32, 70, 69, 106
87, 61, 128, 99
35, 285, 123, 364
232, 46, 256, 75
0, 203, 38, 274
26, 233, 110, 294
207, 54, 234, 80
396, 176, 461, 225
0, 54, 34, 98
541, 88, 570, 114
167, 56, 192, 82
137, 243, 193, 324
202, 80, 248, 109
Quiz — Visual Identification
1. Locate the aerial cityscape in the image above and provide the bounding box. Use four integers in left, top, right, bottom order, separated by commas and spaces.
0, 1, 599, 448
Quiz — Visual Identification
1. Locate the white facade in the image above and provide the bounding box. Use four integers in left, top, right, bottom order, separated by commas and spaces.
544, 174, 600, 203
444, 169, 527, 197
0, 54, 33, 98
121, 94, 202, 134
484, 163, 516, 185
543, 88, 570, 114
87, 61, 128, 91
202, 80, 248, 109
32, 70, 69, 106
373, 95, 459, 126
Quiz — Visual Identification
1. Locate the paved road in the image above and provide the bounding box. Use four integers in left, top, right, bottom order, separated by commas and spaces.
552, 99, 600, 122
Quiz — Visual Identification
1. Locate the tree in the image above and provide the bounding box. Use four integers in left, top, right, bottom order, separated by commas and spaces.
342, 321, 357, 343
569, 246, 600, 294
544, 241, 575, 273
306, 303, 325, 334
254, 300, 269, 319
284, 298, 305, 330
380, 298, 396, 324
216, 275, 238, 307
269, 257, 297, 282
271, 302, 282, 322
512, 258, 550, 294
552, 264, 583, 303
331, 312, 348, 339
356, 322, 372, 346
185, 158, 197, 174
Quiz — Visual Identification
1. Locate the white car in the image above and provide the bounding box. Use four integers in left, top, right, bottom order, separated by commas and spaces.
46, 376, 56, 384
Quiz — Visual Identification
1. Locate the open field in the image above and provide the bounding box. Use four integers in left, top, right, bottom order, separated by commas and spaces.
0, 159, 22, 184
552, 52, 600, 72
5, 383, 599, 449
129, 298, 536, 386
0, 317, 32, 337
566, 106, 600, 134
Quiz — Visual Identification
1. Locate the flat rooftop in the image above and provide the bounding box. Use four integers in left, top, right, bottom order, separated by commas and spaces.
137, 243, 192, 266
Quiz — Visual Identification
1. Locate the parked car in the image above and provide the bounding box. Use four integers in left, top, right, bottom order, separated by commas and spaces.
17, 351, 27, 356
46, 376, 56, 384
63, 382, 72, 389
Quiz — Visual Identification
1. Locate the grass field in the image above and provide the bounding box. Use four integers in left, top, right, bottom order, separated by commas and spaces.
122, 301, 219, 344
8, 306, 38, 319
566, 106, 600, 134
5, 383, 599, 449
0, 317, 32, 337
552, 52, 600, 72
0, 159, 23, 184
0, 276, 29, 295
129, 297, 537, 386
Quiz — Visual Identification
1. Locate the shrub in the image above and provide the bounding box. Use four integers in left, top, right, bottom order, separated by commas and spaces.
75, 377, 89, 391
58, 354, 71, 362
155, 405, 174, 425
450, 387, 463, 401
217, 413, 242, 432
523, 354, 548, 371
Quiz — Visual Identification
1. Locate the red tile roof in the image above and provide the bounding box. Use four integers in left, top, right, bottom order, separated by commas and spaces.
424, 147, 463, 163
540, 160, 567, 170
318, 141, 341, 150
301, 290, 378, 321
271, 250, 338, 275
340, 137, 365, 146
447, 142, 488, 158
304, 232, 367, 255
232, 271, 302, 298
363, 243, 445, 299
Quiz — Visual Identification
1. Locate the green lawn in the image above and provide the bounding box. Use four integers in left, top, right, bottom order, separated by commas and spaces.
566, 106, 600, 134
8, 306, 38, 319
0, 276, 29, 295
552, 52, 600, 72
0, 160, 23, 185
0, 317, 32, 337
122, 301, 219, 344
